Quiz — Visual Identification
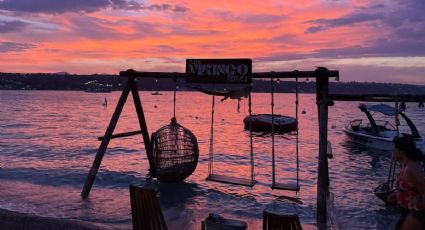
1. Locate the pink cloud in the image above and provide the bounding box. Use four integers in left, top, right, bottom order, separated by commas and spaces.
0, 0, 423, 84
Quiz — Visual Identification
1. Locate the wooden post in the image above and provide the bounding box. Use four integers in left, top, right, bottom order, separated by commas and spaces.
81, 80, 131, 198
316, 67, 330, 229
129, 77, 154, 177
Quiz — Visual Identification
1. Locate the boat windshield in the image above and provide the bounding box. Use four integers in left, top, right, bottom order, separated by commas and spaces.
349, 119, 362, 131
364, 120, 395, 131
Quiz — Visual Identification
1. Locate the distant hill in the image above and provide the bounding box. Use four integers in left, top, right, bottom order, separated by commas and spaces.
0, 72, 424, 94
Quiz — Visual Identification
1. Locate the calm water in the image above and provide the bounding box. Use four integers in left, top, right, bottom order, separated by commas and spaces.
1, 90, 424, 229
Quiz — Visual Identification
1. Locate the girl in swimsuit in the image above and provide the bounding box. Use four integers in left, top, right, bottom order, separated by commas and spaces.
389, 136, 425, 230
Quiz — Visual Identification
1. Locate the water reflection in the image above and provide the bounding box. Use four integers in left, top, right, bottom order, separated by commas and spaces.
342, 139, 392, 170
0, 91, 422, 229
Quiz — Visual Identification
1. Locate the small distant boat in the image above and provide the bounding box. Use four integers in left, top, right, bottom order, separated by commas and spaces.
344, 103, 425, 153
151, 91, 163, 95
84, 80, 112, 93
151, 79, 162, 95
243, 114, 297, 132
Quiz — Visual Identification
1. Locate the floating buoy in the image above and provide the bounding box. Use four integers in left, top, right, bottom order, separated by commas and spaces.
243, 114, 297, 132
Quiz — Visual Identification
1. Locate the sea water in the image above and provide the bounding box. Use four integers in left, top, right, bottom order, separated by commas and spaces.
1, 90, 424, 229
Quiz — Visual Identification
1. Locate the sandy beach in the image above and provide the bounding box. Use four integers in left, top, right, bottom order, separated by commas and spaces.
0, 209, 112, 230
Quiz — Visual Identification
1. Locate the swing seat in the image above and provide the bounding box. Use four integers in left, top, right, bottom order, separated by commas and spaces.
272, 182, 300, 191
207, 174, 256, 187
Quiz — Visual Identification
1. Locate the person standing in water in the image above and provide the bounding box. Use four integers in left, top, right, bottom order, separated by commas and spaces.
388, 136, 425, 229
102, 97, 107, 107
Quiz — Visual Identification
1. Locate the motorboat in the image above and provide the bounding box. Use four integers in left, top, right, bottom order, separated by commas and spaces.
344, 103, 425, 153
84, 80, 112, 93
243, 114, 297, 132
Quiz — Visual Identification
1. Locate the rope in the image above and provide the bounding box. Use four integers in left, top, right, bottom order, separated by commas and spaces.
207, 84, 254, 183
271, 77, 275, 186
270, 77, 300, 190
249, 90, 255, 182
208, 85, 216, 176
173, 78, 178, 120
387, 158, 396, 192
296, 77, 300, 189
400, 101, 406, 111
395, 96, 399, 137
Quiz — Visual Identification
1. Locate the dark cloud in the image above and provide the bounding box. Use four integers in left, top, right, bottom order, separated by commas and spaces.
305, 13, 383, 33
173, 5, 189, 13
168, 27, 223, 36
0, 41, 36, 52
69, 16, 163, 40
256, 37, 425, 62
336, 65, 425, 85
0, 20, 29, 33
300, 0, 425, 59
154, 45, 184, 53
304, 26, 323, 34
355, 4, 385, 10
268, 34, 301, 44
0, 0, 111, 14
239, 13, 286, 24
0, 0, 190, 14
69, 16, 121, 40
211, 10, 286, 24
316, 39, 425, 57
148, 4, 172, 11
254, 53, 310, 62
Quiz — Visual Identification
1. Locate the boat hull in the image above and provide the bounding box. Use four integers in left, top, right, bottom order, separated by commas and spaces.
344, 129, 394, 150
243, 114, 297, 132
344, 128, 425, 154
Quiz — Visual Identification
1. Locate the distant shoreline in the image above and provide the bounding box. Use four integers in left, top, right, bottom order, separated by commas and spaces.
1, 73, 424, 94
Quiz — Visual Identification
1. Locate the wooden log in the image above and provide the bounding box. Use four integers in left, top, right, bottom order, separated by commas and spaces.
81, 80, 131, 198
97, 130, 143, 141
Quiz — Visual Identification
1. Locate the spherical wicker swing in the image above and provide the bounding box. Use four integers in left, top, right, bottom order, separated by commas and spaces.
151, 118, 199, 183
150, 79, 199, 183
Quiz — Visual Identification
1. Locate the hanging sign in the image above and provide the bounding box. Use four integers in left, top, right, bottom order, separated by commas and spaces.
185, 59, 252, 84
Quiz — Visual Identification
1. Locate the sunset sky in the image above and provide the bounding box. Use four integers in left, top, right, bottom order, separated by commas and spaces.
0, 0, 424, 84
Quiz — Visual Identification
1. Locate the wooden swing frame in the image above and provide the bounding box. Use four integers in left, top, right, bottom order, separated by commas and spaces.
80, 67, 339, 229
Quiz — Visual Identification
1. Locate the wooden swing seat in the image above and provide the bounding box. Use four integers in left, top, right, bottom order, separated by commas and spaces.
272, 181, 300, 191
207, 174, 256, 187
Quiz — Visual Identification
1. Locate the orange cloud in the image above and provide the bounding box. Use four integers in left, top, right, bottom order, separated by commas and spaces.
0, 0, 423, 84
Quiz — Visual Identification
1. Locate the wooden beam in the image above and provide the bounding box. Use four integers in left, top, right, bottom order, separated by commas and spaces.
97, 130, 143, 141
330, 94, 425, 102
129, 78, 154, 177
206, 174, 256, 187
316, 69, 330, 230
119, 68, 339, 80
81, 80, 131, 198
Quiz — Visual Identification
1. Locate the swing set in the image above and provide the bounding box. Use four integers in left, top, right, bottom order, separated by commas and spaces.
81, 60, 339, 226
205, 76, 301, 191
81, 59, 339, 228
